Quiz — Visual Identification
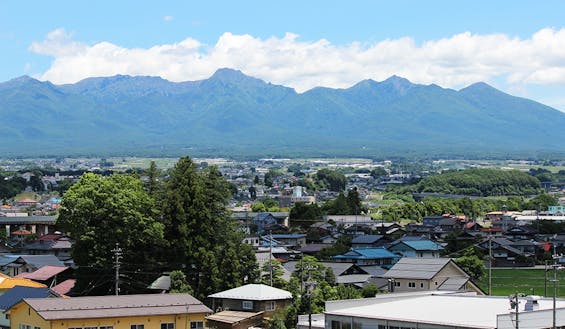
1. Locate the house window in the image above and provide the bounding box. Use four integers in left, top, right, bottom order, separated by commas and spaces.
85, 327, 97, 329
131, 325, 144, 329
161, 324, 174, 329
190, 322, 203, 329
394, 281, 400, 287
100, 327, 114, 329
408, 282, 416, 288
242, 300, 253, 310
265, 301, 276, 311
420, 283, 424, 288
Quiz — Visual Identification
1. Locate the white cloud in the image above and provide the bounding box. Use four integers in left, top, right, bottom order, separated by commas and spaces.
29, 28, 565, 93
164, 15, 173, 21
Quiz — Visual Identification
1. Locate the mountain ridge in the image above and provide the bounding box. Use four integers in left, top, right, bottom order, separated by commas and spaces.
1, 68, 564, 158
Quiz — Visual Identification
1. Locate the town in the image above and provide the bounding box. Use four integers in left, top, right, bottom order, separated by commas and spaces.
1, 156, 565, 329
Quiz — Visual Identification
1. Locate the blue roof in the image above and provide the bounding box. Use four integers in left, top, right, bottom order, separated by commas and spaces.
397, 240, 444, 251
351, 235, 384, 244
0, 286, 59, 310
333, 247, 400, 260
271, 234, 306, 239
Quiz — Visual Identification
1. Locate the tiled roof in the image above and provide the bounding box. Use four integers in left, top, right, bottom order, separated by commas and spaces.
208, 284, 292, 301
20, 293, 211, 320
16, 266, 69, 281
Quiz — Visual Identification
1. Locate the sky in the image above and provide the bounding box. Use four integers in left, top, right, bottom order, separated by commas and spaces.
2, 1, 565, 110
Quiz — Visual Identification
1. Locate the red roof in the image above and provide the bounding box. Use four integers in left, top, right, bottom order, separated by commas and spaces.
17, 198, 38, 203
51, 279, 76, 295
16, 265, 69, 281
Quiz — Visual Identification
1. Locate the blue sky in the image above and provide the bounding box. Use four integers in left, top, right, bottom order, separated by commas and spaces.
2, 1, 565, 110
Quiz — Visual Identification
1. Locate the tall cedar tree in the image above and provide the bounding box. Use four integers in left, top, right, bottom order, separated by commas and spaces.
57, 173, 164, 295
160, 157, 258, 300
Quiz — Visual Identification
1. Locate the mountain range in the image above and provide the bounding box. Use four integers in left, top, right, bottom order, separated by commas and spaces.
1, 68, 565, 158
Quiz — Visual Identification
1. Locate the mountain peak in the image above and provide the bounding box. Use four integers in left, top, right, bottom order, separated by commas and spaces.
459, 81, 505, 96
210, 68, 252, 82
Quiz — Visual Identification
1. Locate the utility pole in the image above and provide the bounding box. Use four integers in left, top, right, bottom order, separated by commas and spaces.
269, 230, 273, 286
509, 293, 521, 329
112, 243, 122, 295
488, 232, 492, 295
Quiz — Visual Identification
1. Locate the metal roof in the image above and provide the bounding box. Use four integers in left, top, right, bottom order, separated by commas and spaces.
351, 235, 384, 244
333, 247, 400, 260
206, 310, 264, 324
208, 284, 292, 301
325, 293, 565, 329
437, 277, 469, 291
392, 240, 444, 251
0, 286, 58, 310
19, 293, 211, 320
16, 265, 68, 281
382, 258, 452, 279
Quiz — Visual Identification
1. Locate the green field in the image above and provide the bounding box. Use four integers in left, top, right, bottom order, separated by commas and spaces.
478, 268, 565, 297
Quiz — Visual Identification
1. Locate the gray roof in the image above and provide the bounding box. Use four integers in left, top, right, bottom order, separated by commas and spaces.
437, 277, 469, 291
351, 235, 384, 244
147, 274, 171, 290
19, 293, 211, 320
17, 255, 64, 269
208, 284, 291, 301
336, 274, 372, 285
381, 258, 453, 280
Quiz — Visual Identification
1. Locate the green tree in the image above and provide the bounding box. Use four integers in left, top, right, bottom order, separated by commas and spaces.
57, 173, 164, 295
455, 254, 486, 281
315, 169, 346, 192
160, 157, 259, 301
169, 270, 193, 294
252, 202, 266, 212
144, 161, 161, 197
261, 259, 287, 289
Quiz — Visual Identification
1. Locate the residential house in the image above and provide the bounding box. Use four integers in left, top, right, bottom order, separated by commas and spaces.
0, 286, 60, 329
207, 284, 292, 328
15, 265, 71, 288
350, 235, 389, 249
269, 234, 307, 249
381, 257, 484, 295
476, 237, 534, 267
0, 273, 46, 293
332, 248, 400, 267
387, 240, 444, 258
324, 292, 565, 329
21, 234, 73, 261
1, 255, 64, 277
6, 293, 212, 329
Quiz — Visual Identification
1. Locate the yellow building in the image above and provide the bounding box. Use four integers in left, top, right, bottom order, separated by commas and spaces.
6, 293, 212, 329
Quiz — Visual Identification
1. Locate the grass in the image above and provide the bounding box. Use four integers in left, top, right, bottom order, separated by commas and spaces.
478, 268, 565, 297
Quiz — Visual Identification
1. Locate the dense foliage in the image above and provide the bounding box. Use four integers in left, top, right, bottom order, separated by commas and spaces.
315, 169, 346, 192
57, 173, 164, 295
58, 157, 259, 299
416, 168, 541, 196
